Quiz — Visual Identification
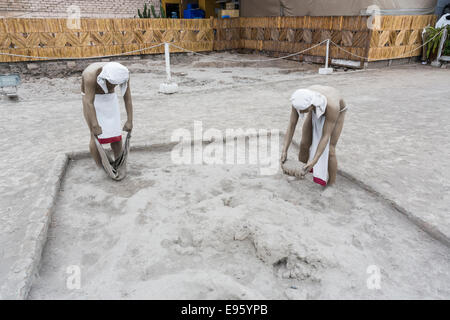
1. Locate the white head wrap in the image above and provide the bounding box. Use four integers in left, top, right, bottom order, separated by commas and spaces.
97, 62, 130, 96
290, 89, 327, 119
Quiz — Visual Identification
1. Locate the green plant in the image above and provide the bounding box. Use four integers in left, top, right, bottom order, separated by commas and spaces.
443, 34, 450, 56
137, 1, 166, 19
425, 25, 450, 59
138, 3, 151, 18
150, 4, 158, 18
150, 2, 166, 18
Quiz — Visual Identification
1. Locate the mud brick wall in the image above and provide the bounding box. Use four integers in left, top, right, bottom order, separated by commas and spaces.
0, 0, 160, 18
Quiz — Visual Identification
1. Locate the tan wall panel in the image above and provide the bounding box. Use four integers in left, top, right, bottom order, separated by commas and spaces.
241, 0, 438, 17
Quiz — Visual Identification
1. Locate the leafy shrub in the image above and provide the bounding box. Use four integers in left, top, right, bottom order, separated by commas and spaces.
425, 25, 450, 59
138, 2, 166, 19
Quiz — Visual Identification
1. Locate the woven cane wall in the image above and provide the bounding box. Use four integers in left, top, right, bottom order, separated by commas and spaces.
238, 16, 371, 61
0, 18, 214, 62
0, 15, 437, 63
368, 15, 436, 60
213, 15, 437, 62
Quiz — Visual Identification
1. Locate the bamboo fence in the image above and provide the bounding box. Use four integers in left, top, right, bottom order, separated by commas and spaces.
214, 15, 436, 63
368, 15, 436, 61
0, 18, 214, 62
232, 16, 371, 62
0, 15, 437, 63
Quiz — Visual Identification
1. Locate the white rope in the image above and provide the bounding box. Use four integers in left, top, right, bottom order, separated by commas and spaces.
0, 28, 444, 63
0, 39, 328, 63
330, 28, 445, 62
167, 40, 329, 62
0, 42, 164, 60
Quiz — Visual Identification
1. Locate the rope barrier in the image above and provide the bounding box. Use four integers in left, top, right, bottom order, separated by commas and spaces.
0, 28, 445, 64
330, 28, 445, 62
0, 39, 328, 62
0, 42, 164, 60
167, 40, 329, 62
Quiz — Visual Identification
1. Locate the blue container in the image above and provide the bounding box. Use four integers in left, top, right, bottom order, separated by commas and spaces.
183, 8, 205, 19
187, 3, 199, 10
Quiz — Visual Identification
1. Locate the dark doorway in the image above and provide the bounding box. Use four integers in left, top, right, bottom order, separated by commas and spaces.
166, 3, 180, 18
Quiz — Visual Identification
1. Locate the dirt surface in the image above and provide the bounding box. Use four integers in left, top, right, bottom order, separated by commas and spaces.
29, 150, 450, 299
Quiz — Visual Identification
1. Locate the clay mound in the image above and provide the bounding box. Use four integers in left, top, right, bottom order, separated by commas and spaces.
281, 159, 306, 178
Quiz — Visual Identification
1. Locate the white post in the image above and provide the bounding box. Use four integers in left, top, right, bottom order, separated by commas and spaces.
164, 42, 171, 82
159, 42, 179, 94
319, 39, 333, 75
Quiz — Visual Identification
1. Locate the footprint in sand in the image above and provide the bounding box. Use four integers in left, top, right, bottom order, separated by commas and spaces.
81, 253, 100, 266
220, 178, 235, 193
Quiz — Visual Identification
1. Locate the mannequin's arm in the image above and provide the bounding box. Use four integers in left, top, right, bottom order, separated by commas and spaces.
302, 110, 338, 172
281, 107, 299, 163
82, 77, 102, 136
122, 79, 133, 132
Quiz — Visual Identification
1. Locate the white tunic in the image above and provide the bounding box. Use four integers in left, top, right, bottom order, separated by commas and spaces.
308, 109, 330, 186
93, 93, 122, 144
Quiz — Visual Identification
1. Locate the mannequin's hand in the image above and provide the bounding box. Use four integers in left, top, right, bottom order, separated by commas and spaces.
302, 161, 315, 176
91, 125, 102, 136
123, 120, 133, 132
280, 151, 287, 164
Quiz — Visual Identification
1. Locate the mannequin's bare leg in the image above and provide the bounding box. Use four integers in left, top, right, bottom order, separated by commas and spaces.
328, 110, 346, 185
83, 99, 102, 167
298, 111, 312, 163
89, 135, 102, 167
110, 140, 122, 160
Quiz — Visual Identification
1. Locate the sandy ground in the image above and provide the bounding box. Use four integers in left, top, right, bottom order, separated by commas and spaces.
0, 52, 449, 298
29, 149, 450, 299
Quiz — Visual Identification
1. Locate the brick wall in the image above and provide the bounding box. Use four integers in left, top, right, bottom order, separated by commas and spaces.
0, 0, 160, 18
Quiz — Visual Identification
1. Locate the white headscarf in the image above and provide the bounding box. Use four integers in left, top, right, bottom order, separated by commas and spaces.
97, 62, 130, 96
290, 89, 327, 119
